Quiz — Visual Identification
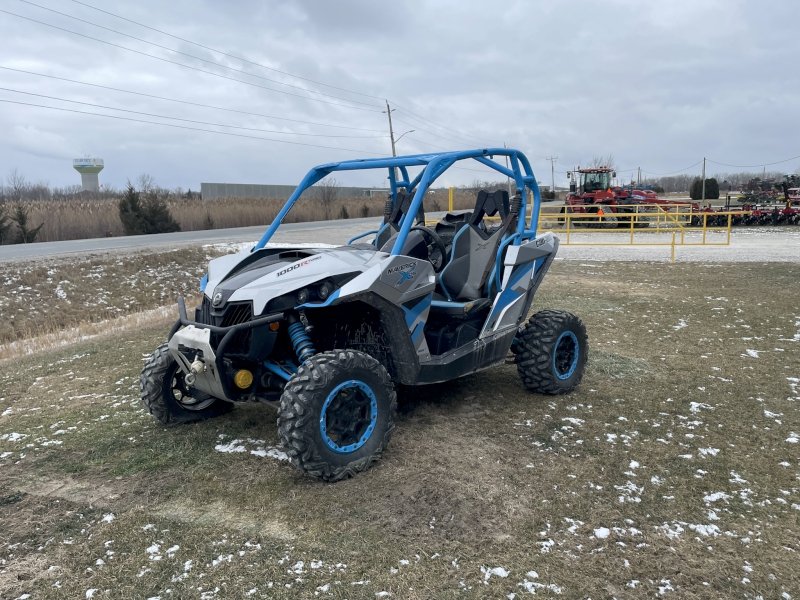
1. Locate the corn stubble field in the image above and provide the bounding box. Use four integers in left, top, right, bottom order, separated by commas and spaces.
1, 249, 799, 599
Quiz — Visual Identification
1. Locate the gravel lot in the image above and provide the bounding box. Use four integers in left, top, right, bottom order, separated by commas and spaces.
255, 224, 800, 263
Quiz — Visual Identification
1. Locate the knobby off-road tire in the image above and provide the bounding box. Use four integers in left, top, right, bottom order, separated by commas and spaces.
278, 350, 397, 482
140, 342, 233, 426
515, 310, 588, 395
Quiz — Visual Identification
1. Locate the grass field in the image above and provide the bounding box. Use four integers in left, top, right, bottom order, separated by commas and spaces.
0, 246, 234, 348
1, 260, 799, 599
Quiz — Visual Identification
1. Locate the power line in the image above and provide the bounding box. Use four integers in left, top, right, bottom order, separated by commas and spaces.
0, 66, 386, 132
404, 137, 451, 152
0, 98, 390, 154
392, 105, 504, 145
707, 155, 800, 169
65, 0, 503, 147
0, 9, 383, 113
67, 0, 387, 102
641, 160, 704, 177
0, 87, 389, 138
18, 0, 382, 109
392, 115, 475, 148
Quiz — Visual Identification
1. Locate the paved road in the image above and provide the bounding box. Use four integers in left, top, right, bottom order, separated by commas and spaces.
3, 208, 798, 263
0, 216, 384, 261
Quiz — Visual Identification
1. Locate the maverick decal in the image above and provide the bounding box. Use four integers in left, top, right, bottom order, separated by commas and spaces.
387, 261, 417, 286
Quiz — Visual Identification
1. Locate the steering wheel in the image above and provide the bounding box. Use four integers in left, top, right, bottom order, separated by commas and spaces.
409, 226, 448, 273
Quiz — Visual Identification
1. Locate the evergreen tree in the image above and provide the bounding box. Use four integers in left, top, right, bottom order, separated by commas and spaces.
0, 201, 13, 244
141, 191, 181, 234
12, 203, 44, 243
119, 182, 146, 235
690, 178, 721, 201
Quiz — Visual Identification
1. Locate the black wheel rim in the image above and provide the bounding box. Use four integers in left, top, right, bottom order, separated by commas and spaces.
167, 364, 215, 411
319, 380, 378, 454
553, 331, 580, 380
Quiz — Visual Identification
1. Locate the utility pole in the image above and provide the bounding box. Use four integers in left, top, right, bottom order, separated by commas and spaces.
503, 142, 512, 195
384, 101, 398, 158
701, 157, 706, 204
546, 156, 558, 199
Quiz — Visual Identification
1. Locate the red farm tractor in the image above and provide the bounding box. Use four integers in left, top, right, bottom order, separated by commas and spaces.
564, 167, 657, 228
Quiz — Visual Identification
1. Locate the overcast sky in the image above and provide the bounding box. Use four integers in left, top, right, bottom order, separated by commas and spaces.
1, 0, 798, 191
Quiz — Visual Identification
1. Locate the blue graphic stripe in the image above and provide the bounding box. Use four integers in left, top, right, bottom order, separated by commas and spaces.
487, 262, 533, 323
402, 293, 432, 329
297, 289, 340, 309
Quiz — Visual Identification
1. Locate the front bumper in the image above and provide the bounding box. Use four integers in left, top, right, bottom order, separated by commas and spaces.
168, 297, 283, 401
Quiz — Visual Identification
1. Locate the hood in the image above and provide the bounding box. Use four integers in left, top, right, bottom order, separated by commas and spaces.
206, 246, 385, 316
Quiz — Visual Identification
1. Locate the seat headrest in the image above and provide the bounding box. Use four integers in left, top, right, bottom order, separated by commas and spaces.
469, 189, 510, 225
387, 191, 424, 226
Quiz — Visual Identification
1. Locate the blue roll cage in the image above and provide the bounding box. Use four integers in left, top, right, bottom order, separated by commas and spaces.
253, 148, 542, 255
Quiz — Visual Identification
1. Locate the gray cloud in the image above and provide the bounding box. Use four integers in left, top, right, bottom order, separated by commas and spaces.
0, 0, 797, 191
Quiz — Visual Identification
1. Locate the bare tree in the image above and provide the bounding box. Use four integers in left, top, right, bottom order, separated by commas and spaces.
589, 154, 617, 170
316, 177, 340, 219
137, 173, 157, 195
6, 169, 29, 202
464, 179, 507, 192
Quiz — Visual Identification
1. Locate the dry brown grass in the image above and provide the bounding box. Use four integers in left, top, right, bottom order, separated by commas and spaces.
1, 260, 799, 598
17, 192, 479, 243
0, 247, 218, 345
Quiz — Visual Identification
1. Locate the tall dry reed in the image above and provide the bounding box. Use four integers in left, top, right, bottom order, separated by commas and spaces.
13, 192, 480, 243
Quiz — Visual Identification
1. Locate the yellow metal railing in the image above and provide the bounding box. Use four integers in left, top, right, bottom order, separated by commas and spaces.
426, 202, 748, 263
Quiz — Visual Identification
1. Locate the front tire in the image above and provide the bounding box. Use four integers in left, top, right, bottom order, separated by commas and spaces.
278, 350, 396, 482
140, 343, 233, 425
515, 310, 588, 394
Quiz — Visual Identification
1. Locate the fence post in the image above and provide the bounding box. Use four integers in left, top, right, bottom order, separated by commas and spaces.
630, 206, 635, 245
671, 232, 676, 263
727, 213, 732, 245
702, 214, 708, 245
448, 187, 453, 213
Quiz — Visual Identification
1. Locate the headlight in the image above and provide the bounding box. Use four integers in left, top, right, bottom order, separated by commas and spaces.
296, 288, 310, 304
318, 282, 333, 300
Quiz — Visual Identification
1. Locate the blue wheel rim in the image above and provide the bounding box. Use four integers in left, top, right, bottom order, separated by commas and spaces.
553, 331, 579, 380
319, 380, 378, 454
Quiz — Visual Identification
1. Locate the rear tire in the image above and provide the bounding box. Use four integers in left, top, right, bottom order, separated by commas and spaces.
515, 310, 588, 395
278, 350, 397, 482
140, 342, 233, 426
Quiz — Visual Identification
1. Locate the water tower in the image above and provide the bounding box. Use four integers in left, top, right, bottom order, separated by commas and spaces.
73, 157, 104, 192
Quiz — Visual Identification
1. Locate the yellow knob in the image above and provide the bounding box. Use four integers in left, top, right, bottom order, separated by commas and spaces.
233, 369, 253, 389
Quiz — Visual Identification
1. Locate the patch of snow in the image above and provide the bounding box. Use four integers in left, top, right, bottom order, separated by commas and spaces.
703, 492, 730, 503
698, 448, 720, 457
594, 527, 611, 539
214, 440, 247, 453
482, 566, 509, 582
